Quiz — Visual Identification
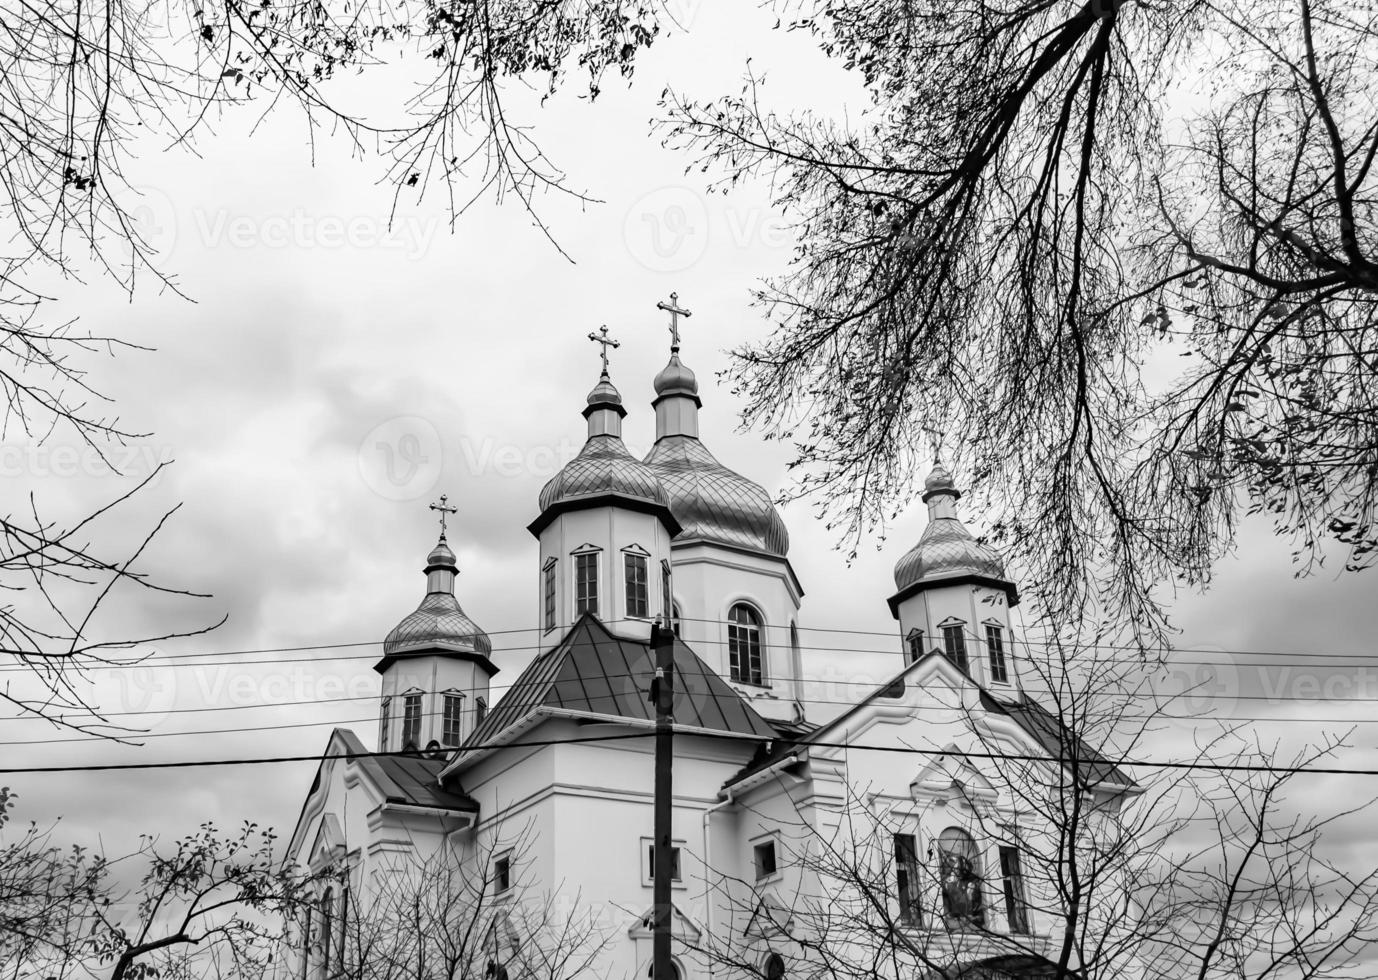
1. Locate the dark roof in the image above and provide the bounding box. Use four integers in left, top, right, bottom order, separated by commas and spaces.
333, 729, 478, 811
981, 691, 1134, 787
464, 613, 778, 749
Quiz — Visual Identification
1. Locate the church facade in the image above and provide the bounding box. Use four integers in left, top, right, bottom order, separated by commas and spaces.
284, 301, 1137, 980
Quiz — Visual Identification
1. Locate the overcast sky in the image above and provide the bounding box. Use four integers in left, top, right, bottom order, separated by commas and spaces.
7, 3, 1378, 875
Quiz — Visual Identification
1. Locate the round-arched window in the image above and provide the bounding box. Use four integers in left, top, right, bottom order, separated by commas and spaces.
937, 827, 985, 927
764, 952, 786, 980
727, 603, 764, 685
646, 961, 683, 980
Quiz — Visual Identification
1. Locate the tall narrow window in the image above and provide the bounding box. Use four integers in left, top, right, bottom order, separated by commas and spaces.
941, 624, 969, 674
671, 603, 682, 638
442, 693, 464, 746
906, 628, 925, 664
1000, 845, 1030, 934
894, 833, 922, 925
475, 697, 488, 728
728, 603, 764, 685
624, 552, 649, 619
378, 697, 391, 753
574, 551, 599, 616
320, 889, 333, 973
987, 624, 1009, 683
494, 853, 511, 894
402, 693, 422, 749
660, 560, 673, 623
543, 559, 557, 633
338, 883, 349, 973
937, 827, 984, 928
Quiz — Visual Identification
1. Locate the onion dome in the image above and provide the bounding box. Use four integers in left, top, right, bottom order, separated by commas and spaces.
653, 354, 699, 400
378, 535, 494, 669
529, 368, 680, 537
644, 435, 789, 558
891, 463, 1017, 604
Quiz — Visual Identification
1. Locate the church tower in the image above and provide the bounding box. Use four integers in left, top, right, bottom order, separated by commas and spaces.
375, 515, 497, 753
528, 328, 681, 652
887, 463, 1020, 689
642, 295, 806, 723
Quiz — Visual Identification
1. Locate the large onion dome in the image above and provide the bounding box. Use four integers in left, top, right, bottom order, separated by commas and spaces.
644, 435, 790, 558
891, 463, 1017, 604
653, 352, 699, 399
378, 534, 494, 670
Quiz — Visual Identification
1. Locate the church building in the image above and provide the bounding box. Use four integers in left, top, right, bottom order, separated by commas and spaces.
284, 297, 1136, 980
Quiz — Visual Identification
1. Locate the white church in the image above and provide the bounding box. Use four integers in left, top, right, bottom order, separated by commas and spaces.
284, 299, 1137, 980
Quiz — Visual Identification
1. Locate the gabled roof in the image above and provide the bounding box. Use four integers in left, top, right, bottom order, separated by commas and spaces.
464, 613, 778, 749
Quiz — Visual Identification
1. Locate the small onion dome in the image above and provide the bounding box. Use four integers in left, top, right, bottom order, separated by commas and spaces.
892, 518, 1007, 591
653, 353, 699, 399
426, 537, 457, 570
922, 461, 960, 502
538, 435, 671, 513
383, 592, 493, 658
644, 435, 789, 558
586, 372, 624, 410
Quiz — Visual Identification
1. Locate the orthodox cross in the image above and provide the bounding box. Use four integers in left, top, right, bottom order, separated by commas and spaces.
656, 292, 692, 352
429, 494, 458, 537
588, 324, 620, 373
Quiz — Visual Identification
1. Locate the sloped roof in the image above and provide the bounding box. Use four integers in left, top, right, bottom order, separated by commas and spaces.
331, 729, 477, 812
465, 614, 778, 748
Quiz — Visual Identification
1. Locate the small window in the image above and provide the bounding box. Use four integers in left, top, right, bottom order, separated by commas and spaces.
442, 693, 464, 747
764, 953, 786, 980
378, 696, 391, 752
319, 888, 333, 970
646, 842, 682, 882
475, 696, 488, 728
941, 624, 969, 674
575, 551, 599, 616
753, 839, 778, 881
895, 833, 922, 925
487, 964, 510, 980
671, 603, 682, 638
987, 624, 1008, 683
625, 552, 650, 619
728, 603, 765, 686
905, 628, 924, 664
401, 692, 422, 749
1000, 845, 1030, 934
493, 853, 511, 895
543, 558, 557, 633
660, 560, 673, 622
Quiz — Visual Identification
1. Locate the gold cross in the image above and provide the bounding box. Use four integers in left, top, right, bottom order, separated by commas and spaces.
588, 324, 621, 374
656, 292, 692, 352
429, 494, 458, 536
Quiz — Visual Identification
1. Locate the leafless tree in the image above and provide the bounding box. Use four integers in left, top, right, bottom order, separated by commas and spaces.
660, 0, 1378, 641
678, 645, 1378, 979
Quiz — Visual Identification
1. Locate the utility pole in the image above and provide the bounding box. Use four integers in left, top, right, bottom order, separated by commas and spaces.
649, 619, 676, 980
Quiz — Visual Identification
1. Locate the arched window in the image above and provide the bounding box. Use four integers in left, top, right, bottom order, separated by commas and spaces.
906, 628, 924, 664
937, 827, 985, 927
764, 952, 786, 980
378, 696, 390, 753
727, 603, 764, 685
646, 962, 683, 980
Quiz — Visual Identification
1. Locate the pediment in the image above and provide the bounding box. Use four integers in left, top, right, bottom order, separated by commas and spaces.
628, 902, 702, 942
309, 813, 346, 869
744, 892, 794, 938
911, 746, 999, 803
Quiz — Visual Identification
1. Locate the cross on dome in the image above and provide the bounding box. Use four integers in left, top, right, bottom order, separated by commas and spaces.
656, 292, 692, 353
429, 493, 458, 537
588, 325, 621, 375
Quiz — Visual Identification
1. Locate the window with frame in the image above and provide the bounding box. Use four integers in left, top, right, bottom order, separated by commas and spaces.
937, 827, 984, 928
543, 558, 557, 633
442, 693, 464, 747
645, 963, 683, 980
894, 833, 922, 925
986, 624, 1009, 683
763, 953, 786, 980
475, 696, 488, 728
644, 841, 682, 883
624, 551, 650, 619
999, 845, 1030, 934
493, 853, 512, 895
660, 560, 673, 622
671, 603, 682, 638
941, 624, 969, 674
906, 628, 925, 664
753, 839, 778, 881
378, 697, 390, 752
728, 603, 765, 685
574, 551, 599, 616
401, 693, 422, 749
319, 888, 333, 972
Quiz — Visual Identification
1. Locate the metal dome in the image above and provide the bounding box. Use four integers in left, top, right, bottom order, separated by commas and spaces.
539, 435, 671, 513
653, 353, 699, 398
644, 435, 789, 558
892, 517, 1007, 591
426, 537, 457, 569
384, 591, 493, 657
